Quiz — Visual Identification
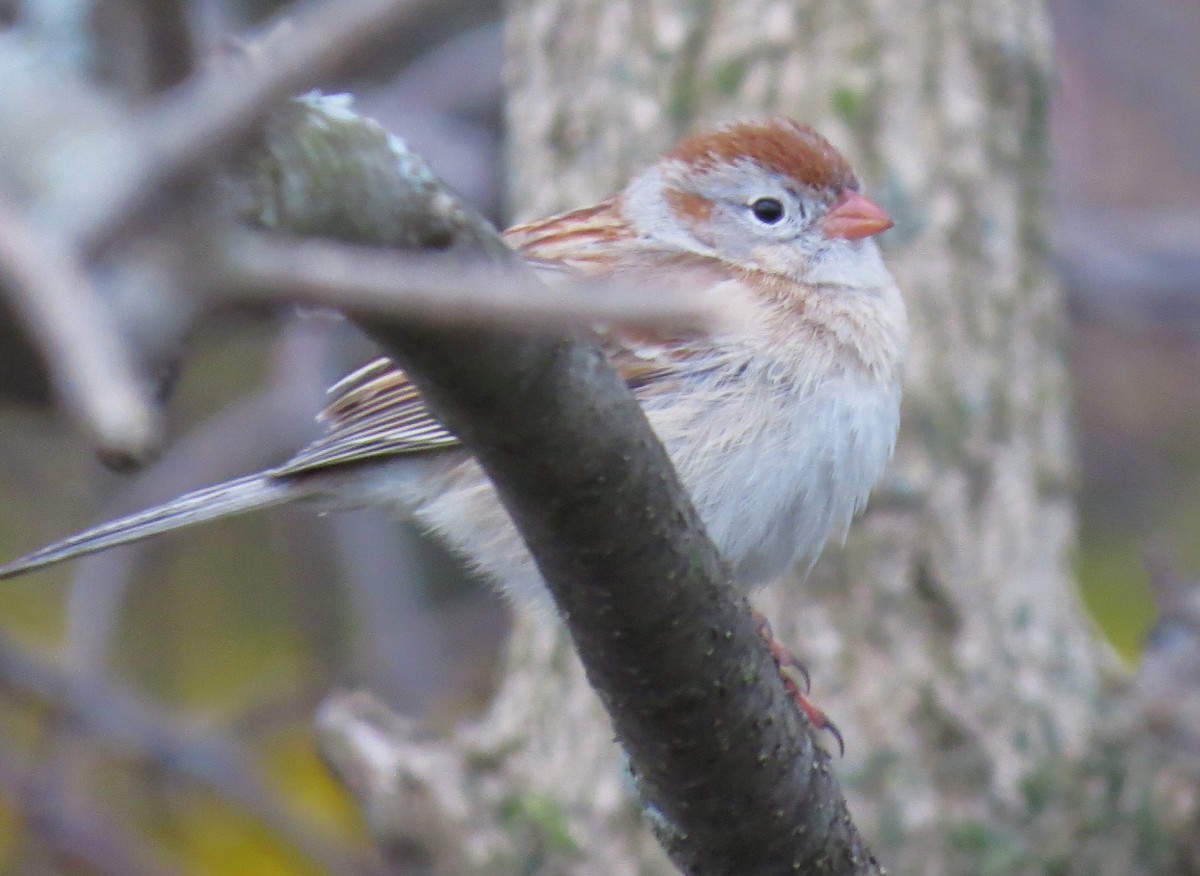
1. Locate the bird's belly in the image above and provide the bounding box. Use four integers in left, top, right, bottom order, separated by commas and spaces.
657, 373, 900, 590
388, 369, 899, 608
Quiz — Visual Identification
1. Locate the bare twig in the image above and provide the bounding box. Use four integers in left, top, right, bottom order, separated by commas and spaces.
0, 192, 159, 465
386, 20, 504, 111
0, 635, 384, 876
90, 0, 195, 95
1058, 205, 1200, 331
0, 746, 184, 876
54, 0, 443, 253
218, 230, 727, 332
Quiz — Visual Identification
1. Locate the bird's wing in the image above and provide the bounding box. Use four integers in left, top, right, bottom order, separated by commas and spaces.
275, 204, 721, 478
272, 360, 460, 476
275, 338, 696, 478
501, 197, 636, 272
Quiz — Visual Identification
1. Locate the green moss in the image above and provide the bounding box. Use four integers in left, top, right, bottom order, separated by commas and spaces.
1018, 767, 1056, 818
1075, 532, 1156, 664
938, 739, 1185, 875
830, 85, 868, 127
846, 40, 878, 65
712, 59, 748, 95
946, 821, 1028, 873
499, 793, 580, 857
667, 74, 699, 124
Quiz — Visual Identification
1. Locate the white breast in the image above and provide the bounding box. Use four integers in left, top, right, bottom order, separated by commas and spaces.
648, 360, 902, 590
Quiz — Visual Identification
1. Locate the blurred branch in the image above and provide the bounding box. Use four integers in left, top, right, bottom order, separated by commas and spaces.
0, 0, 441, 459
1057, 206, 1200, 330
218, 230, 726, 332
0, 635, 385, 876
387, 20, 503, 111
91, 0, 195, 94
51, 0, 444, 254
0, 746, 184, 876
0, 9, 687, 461
0, 191, 160, 465
247, 95, 882, 875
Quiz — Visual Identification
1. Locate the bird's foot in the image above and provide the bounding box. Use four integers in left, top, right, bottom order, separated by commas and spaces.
753, 609, 844, 757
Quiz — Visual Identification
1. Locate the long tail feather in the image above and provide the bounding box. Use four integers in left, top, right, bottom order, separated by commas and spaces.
0, 474, 306, 579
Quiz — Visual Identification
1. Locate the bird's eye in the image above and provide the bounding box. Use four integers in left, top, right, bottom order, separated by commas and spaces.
750, 197, 785, 224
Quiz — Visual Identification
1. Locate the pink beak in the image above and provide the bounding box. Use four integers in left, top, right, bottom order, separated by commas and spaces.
819, 190, 894, 240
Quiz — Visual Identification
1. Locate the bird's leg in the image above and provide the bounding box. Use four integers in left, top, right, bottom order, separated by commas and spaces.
753, 608, 844, 756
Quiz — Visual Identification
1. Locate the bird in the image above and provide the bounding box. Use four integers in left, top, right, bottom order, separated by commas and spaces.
0, 118, 907, 737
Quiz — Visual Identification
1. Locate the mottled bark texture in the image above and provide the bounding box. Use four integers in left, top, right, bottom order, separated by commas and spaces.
496, 1, 1189, 874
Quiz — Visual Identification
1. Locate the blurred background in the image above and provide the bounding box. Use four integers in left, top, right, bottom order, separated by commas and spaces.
1049, 0, 1200, 659
0, 0, 1196, 872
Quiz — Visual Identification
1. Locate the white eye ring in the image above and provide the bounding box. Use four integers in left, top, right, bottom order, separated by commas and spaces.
750, 197, 785, 224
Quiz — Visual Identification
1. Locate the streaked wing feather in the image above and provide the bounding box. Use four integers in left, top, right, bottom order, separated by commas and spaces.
273, 361, 460, 476
278, 335, 695, 477
502, 198, 637, 272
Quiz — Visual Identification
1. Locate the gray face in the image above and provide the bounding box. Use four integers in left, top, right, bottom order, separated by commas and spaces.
624, 158, 888, 290
677, 160, 831, 266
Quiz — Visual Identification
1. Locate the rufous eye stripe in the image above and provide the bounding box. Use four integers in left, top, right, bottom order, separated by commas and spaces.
665, 189, 714, 224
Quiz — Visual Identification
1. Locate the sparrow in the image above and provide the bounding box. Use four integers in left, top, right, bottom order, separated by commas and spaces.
0, 119, 906, 736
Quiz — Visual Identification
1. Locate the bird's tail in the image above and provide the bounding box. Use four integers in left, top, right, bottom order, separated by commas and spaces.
0, 473, 310, 579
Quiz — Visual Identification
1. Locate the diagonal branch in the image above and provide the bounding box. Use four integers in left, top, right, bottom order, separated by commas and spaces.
0, 190, 159, 464
239, 95, 883, 876
0, 742, 184, 876
0, 634, 385, 876
47, 0, 445, 253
